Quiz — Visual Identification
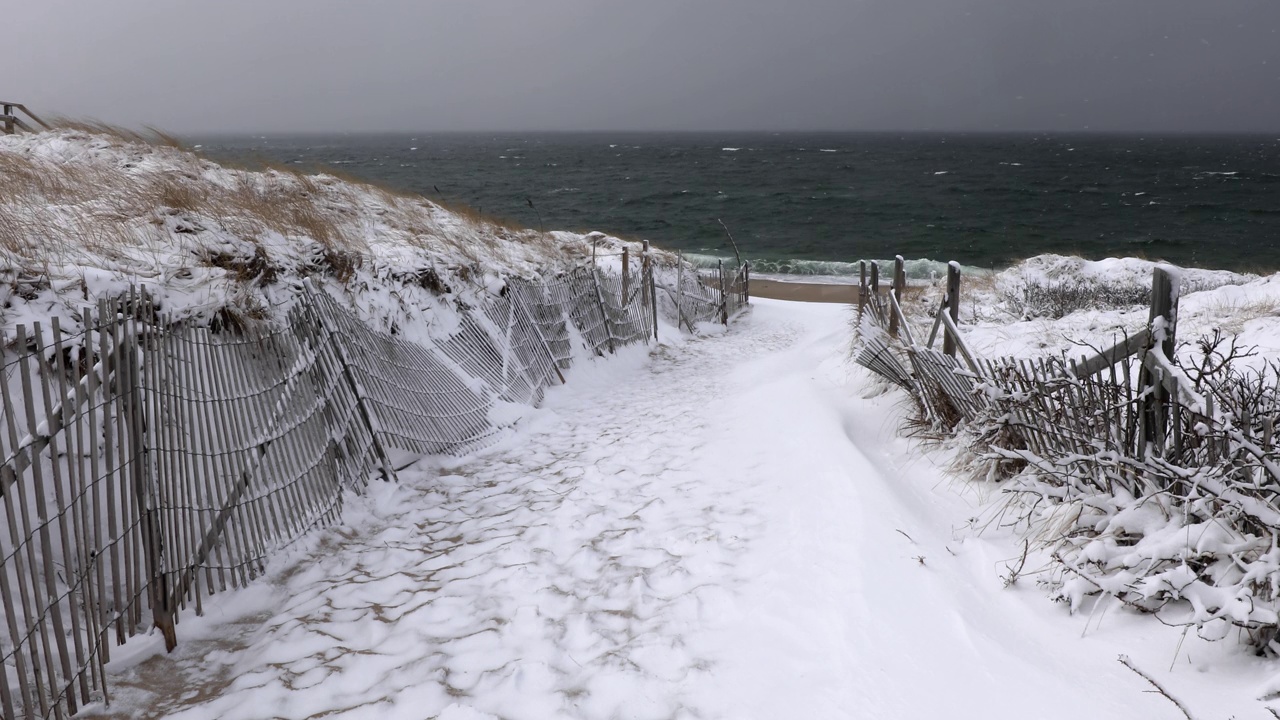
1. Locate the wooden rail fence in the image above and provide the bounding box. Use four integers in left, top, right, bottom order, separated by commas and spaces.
0, 103, 50, 136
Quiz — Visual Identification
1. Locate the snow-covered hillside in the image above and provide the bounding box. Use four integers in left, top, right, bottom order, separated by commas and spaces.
897, 253, 1280, 368
0, 130, 668, 338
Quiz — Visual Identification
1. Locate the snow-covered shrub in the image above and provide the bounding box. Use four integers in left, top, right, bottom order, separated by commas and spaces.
998, 276, 1150, 319
973, 333, 1280, 652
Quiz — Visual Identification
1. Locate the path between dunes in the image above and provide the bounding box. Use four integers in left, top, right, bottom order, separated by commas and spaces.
89, 300, 1230, 719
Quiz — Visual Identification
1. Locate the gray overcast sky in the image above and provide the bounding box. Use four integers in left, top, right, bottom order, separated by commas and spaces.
8, 0, 1280, 133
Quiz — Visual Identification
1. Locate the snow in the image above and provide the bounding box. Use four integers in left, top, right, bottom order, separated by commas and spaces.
10, 130, 1280, 717
913, 253, 1280, 366
78, 299, 1279, 719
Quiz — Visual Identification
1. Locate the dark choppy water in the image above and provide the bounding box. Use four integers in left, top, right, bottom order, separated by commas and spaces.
191, 133, 1280, 276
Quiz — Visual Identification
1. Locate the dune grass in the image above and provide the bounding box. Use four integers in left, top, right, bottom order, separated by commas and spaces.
0, 126, 599, 290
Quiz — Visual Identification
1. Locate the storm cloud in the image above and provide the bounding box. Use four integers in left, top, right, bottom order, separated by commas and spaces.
8, 0, 1279, 133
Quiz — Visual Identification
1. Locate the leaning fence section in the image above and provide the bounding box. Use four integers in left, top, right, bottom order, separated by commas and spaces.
854, 255, 1280, 651
0, 253, 749, 718
149, 301, 373, 624
659, 256, 749, 332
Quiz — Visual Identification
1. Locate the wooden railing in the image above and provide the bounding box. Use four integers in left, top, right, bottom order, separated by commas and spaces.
1, 102, 51, 135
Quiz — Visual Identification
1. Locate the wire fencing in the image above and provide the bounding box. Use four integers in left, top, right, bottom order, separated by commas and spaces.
0, 255, 749, 719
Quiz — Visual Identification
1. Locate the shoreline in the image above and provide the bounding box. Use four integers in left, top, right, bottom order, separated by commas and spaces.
749, 278, 860, 303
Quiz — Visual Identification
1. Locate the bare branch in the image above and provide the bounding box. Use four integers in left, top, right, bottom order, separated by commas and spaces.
1117, 655, 1195, 720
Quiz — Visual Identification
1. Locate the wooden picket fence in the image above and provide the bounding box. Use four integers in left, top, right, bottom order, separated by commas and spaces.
0, 251, 748, 719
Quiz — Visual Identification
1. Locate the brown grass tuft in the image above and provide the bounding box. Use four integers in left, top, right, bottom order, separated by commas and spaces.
45, 118, 188, 148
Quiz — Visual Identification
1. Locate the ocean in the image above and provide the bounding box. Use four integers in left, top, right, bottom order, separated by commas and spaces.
191, 133, 1280, 277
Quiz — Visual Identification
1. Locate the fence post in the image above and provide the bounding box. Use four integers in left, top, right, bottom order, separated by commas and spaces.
718, 260, 728, 325
889, 256, 906, 338
622, 247, 630, 305
2, 104, 14, 135
743, 261, 750, 304
674, 253, 686, 333
589, 265, 617, 353
643, 241, 658, 340
943, 262, 961, 358
860, 261, 867, 310
1139, 266, 1178, 457
122, 289, 177, 651
302, 280, 398, 482
870, 261, 880, 317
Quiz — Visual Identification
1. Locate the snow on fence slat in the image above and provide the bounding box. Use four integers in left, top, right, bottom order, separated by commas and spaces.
0, 257, 748, 718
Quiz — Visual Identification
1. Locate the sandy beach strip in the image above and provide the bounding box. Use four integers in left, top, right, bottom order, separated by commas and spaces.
749, 278, 859, 303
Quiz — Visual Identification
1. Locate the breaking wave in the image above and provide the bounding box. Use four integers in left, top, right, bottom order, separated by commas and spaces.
685, 254, 992, 282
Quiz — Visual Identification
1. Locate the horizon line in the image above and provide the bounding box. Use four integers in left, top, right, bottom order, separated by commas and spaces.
171, 128, 1280, 138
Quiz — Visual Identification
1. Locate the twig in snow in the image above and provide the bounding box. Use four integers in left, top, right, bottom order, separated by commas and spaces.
1002, 539, 1029, 588
1117, 655, 1195, 720
1170, 626, 1189, 672
895, 529, 915, 543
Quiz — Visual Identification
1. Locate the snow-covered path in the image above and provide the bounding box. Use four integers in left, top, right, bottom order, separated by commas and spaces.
92, 300, 1271, 719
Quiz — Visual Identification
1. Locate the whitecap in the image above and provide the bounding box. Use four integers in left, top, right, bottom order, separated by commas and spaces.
722, 148, 741, 152
934, 171, 949, 175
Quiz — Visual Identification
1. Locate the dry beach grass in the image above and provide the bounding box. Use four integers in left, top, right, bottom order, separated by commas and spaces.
0, 125, 671, 329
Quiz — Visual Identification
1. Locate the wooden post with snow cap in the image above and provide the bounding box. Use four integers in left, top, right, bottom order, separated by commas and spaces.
889, 256, 905, 338
870, 261, 880, 317
621, 247, 630, 305
943, 261, 961, 357
643, 241, 658, 340
857, 261, 867, 318
1138, 265, 1179, 457
718, 259, 728, 325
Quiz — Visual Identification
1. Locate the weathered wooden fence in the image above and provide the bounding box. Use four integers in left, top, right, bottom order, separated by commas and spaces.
854, 257, 1183, 452
855, 256, 1280, 647
0, 254, 749, 719
660, 252, 750, 331
0, 103, 50, 136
